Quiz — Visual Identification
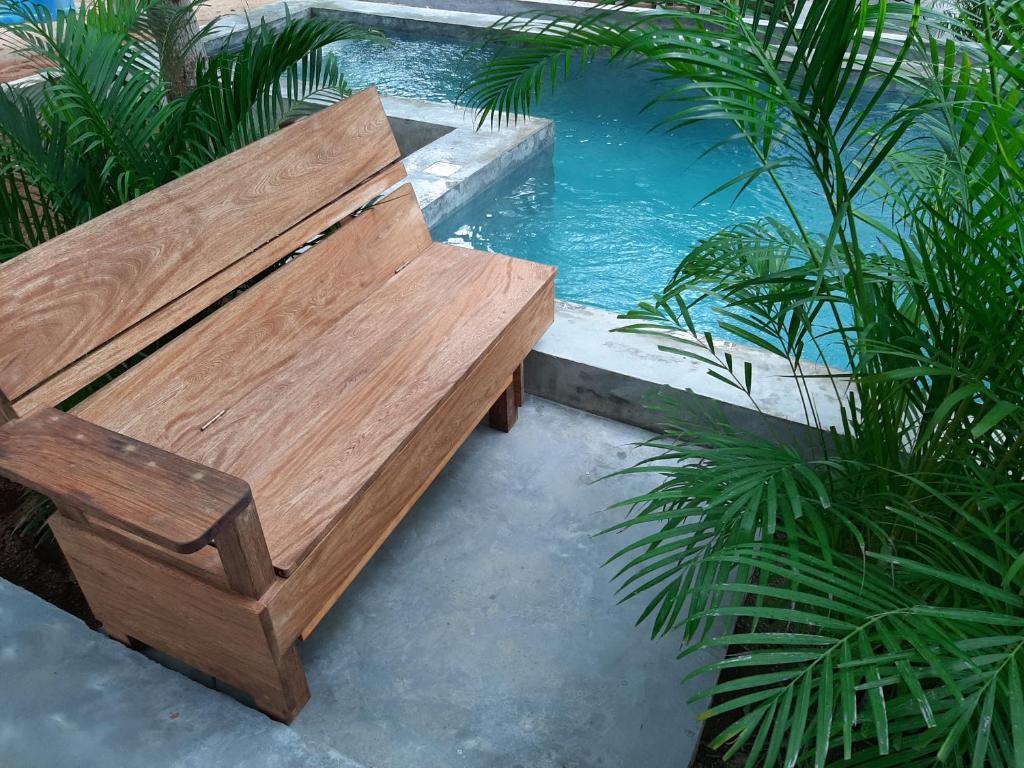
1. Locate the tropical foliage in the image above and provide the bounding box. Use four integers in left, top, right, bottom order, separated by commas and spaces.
467, 1, 1024, 765
0, 0, 378, 541
0, 0, 379, 261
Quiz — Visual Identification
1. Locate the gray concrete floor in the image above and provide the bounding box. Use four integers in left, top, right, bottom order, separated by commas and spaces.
0, 398, 714, 768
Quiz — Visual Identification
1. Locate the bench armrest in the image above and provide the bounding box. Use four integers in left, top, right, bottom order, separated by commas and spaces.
0, 407, 251, 554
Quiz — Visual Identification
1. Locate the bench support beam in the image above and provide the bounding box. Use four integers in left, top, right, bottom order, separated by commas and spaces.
488, 363, 525, 433
217, 501, 276, 599
254, 642, 310, 723
50, 512, 309, 723
0, 393, 15, 425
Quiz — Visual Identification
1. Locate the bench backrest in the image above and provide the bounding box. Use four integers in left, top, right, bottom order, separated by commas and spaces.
0, 88, 403, 417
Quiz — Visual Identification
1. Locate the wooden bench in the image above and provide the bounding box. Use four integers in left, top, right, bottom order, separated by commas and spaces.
0, 88, 555, 722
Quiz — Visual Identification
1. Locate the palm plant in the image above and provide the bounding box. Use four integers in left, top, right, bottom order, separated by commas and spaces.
0, 0, 379, 540
0, 0, 380, 261
466, 1, 1024, 765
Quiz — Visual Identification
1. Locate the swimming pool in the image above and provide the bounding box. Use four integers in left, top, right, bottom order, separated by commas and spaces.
326, 34, 844, 334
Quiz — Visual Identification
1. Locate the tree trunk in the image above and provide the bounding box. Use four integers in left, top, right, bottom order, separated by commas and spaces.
152, 0, 207, 100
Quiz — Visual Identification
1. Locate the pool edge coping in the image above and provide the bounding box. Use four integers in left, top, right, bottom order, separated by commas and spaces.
381, 95, 555, 228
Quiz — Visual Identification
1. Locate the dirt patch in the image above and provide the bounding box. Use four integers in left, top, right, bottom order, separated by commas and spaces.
0, 477, 96, 626
688, 615, 781, 767
691, 721, 744, 768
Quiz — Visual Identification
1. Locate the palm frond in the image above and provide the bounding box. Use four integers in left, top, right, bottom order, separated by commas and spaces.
0, 2, 384, 257
464, 1, 1024, 765
176, 14, 382, 170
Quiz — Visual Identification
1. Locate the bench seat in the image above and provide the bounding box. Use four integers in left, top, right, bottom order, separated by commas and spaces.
0, 89, 556, 721
73, 189, 555, 577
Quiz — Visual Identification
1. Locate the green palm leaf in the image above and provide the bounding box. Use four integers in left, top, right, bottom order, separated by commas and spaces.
0, 1, 385, 255
175, 14, 381, 170
464, 1, 1024, 765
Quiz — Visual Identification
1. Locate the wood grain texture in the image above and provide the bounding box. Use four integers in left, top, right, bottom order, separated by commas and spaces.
0, 407, 252, 553
268, 277, 555, 647
488, 379, 519, 433
0, 87, 400, 403
513, 362, 525, 408
73, 184, 430, 444
85, 515, 231, 591
75, 189, 556, 576
0, 393, 14, 425
13, 160, 406, 416
217, 501, 276, 599
51, 513, 308, 722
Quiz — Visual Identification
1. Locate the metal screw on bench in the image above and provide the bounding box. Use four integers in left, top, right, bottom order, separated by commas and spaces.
200, 409, 227, 431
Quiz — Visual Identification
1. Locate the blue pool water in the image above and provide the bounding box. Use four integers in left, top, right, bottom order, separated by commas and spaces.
327, 34, 846, 337
0, 0, 74, 24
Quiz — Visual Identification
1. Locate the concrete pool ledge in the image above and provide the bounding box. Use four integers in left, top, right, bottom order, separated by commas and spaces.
527, 301, 846, 452
381, 96, 554, 228
305, 0, 914, 64
202, 0, 504, 46
310, 0, 501, 38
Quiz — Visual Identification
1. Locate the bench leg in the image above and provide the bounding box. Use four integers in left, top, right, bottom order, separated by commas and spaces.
489, 363, 524, 433
50, 513, 310, 723
254, 643, 310, 724
105, 625, 145, 651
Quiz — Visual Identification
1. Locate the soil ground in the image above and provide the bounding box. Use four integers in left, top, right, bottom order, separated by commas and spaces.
0, 477, 95, 625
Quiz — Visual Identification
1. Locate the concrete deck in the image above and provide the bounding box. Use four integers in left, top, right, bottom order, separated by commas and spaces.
382, 95, 554, 228
1, 398, 714, 768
